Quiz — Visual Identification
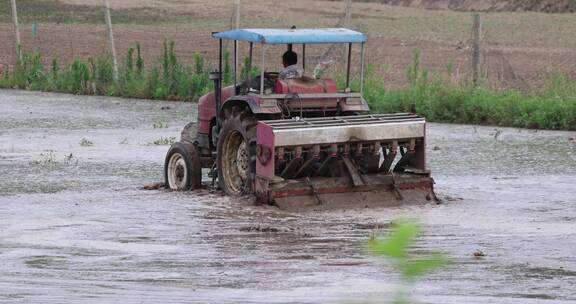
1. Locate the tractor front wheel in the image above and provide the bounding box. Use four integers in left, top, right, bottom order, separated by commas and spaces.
164, 141, 202, 190
217, 109, 256, 196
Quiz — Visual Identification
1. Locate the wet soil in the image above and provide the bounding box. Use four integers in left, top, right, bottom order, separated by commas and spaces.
1, 90, 575, 303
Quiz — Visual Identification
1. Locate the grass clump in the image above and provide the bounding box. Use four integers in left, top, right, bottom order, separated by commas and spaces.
151, 136, 176, 145
13, 51, 48, 90
79, 138, 94, 147
0, 41, 213, 101
153, 121, 169, 129
361, 51, 576, 130
29, 150, 57, 170
151, 40, 214, 100
0, 68, 11, 88
2, 44, 575, 131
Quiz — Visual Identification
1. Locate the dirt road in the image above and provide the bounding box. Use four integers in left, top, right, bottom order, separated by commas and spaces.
0, 90, 575, 303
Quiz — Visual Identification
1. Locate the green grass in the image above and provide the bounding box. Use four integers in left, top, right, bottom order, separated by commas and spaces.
361, 71, 576, 131
371, 85, 576, 130
358, 51, 576, 130
1, 43, 574, 131
0, 41, 220, 102
151, 136, 176, 146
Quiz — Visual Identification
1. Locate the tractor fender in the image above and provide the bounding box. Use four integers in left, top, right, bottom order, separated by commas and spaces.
219, 96, 281, 119
180, 122, 196, 143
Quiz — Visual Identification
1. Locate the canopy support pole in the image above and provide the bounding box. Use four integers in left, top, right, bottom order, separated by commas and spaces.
260, 45, 266, 95
216, 38, 223, 130
247, 42, 253, 84
302, 44, 306, 72
346, 43, 352, 91
233, 40, 238, 90
360, 42, 365, 96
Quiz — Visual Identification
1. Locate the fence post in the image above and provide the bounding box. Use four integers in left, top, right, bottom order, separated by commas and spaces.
10, 0, 21, 60
234, 0, 240, 29
472, 13, 482, 87
234, 0, 240, 84
102, 0, 119, 80
344, 0, 352, 27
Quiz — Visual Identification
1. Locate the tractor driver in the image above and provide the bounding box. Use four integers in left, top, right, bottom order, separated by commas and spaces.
279, 50, 304, 80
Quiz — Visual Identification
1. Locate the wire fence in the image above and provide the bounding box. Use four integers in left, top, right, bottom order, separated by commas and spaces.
1, 0, 574, 93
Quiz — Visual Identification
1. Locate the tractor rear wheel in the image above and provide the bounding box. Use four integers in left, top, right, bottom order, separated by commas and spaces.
217, 109, 257, 196
164, 141, 202, 190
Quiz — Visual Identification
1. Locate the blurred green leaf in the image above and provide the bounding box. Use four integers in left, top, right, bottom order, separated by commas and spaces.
368, 220, 421, 259
400, 253, 449, 280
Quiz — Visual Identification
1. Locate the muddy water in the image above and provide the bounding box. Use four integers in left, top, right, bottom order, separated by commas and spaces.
1, 90, 575, 303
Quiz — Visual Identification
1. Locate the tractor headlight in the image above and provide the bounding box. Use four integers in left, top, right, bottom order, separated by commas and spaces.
345, 98, 362, 105
260, 99, 278, 107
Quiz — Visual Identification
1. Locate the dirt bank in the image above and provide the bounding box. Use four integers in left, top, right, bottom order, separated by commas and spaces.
1, 0, 575, 93
348, 0, 576, 13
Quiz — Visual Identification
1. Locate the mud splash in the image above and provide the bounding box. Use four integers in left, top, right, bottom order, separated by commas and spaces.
1, 90, 575, 303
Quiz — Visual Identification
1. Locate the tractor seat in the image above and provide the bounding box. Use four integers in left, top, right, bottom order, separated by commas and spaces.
275, 76, 337, 94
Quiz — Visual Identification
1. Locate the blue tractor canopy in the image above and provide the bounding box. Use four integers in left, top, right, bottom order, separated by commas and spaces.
211, 28, 367, 96
212, 28, 367, 44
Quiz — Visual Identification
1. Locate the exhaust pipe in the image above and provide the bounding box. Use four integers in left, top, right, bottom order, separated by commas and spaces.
210, 70, 221, 132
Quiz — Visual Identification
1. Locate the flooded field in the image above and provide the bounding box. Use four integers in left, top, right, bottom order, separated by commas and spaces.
1, 90, 575, 303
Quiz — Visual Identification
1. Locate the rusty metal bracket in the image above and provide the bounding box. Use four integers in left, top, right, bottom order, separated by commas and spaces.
394, 139, 416, 173
210, 162, 218, 188
294, 157, 318, 178
342, 156, 365, 187
390, 174, 404, 200
281, 158, 302, 179
426, 178, 441, 203
281, 147, 303, 179
313, 156, 335, 177
293, 145, 320, 178
305, 177, 323, 205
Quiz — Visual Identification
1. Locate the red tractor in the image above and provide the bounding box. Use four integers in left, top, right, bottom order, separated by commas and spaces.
164, 28, 435, 209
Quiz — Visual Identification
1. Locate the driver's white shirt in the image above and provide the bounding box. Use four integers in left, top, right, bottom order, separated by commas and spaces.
279, 64, 304, 80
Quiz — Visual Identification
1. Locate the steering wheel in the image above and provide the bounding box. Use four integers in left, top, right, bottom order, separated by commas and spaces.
265, 72, 279, 80
238, 72, 280, 94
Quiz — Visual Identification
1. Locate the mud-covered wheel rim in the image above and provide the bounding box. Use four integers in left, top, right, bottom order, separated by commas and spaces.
221, 129, 248, 195
167, 152, 188, 190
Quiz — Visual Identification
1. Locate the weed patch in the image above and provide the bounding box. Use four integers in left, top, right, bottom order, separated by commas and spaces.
29, 151, 79, 170
359, 52, 576, 130
2, 44, 575, 130
1, 41, 213, 101
151, 136, 176, 145
79, 138, 94, 147
153, 122, 169, 129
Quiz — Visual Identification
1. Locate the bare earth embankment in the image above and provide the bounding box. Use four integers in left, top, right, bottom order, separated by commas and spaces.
350, 0, 576, 13
0, 0, 575, 91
